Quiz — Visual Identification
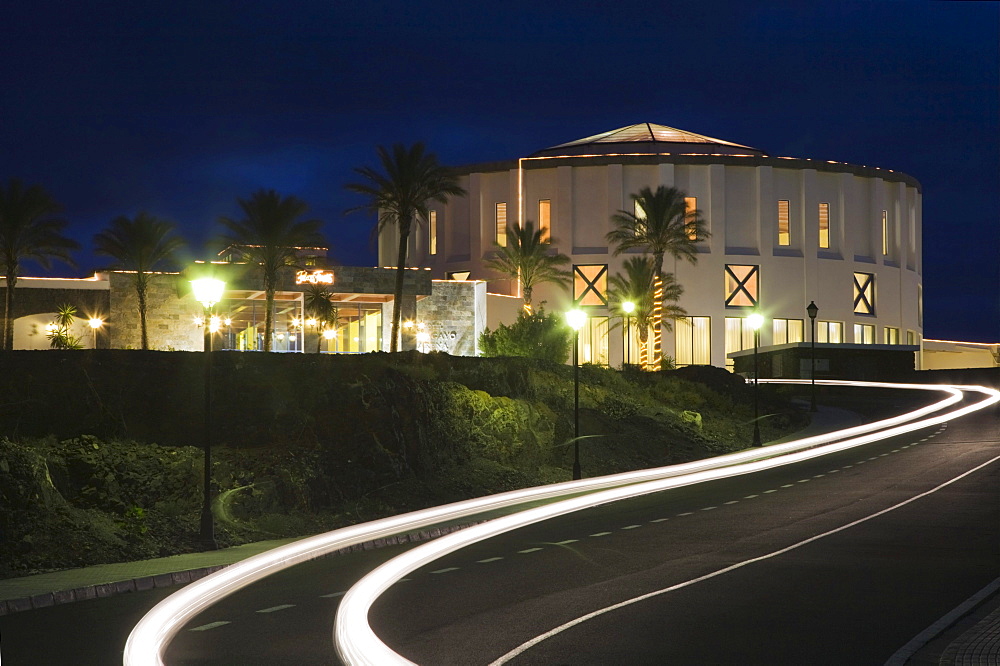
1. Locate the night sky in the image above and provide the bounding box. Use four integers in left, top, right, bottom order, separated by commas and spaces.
4, 1, 997, 341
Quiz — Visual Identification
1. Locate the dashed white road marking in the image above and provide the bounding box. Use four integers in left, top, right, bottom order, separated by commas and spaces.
589, 531, 612, 537
676, 511, 694, 516
724, 500, 739, 505
764, 489, 778, 494
477, 557, 504, 563
701, 506, 717, 511
744, 494, 759, 499
320, 591, 346, 598
431, 567, 460, 574
518, 547, 543, 554
781, 484, 794, 488
256, 604, 295, 614
190, 621, 230, 632
621, 524, 642, 530
555, 539, 579, 545
649, 518, 670, 523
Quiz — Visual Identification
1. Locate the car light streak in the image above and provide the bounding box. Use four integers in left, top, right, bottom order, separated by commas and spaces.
333, 383, 998, 665
123, 380, 983, 666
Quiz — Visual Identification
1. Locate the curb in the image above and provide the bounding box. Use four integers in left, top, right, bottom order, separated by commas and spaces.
0, 521, 480, 616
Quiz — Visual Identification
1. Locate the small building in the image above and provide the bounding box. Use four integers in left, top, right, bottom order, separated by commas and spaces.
730, 342, 920, 381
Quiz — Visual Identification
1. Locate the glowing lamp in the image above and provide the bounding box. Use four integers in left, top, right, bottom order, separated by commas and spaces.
747, 312, 765, 330
622, 301, 635, 314
566, 309, 587, 331
323, 329, 336, 340
88, 317, 103, 329
190, 278, 225, 309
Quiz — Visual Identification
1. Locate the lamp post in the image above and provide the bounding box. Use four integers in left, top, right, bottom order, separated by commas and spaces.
807, 301, 819, 412
622, 301, 635, 367
88, 317, 103, 349
566, 309, 587, 480
191, 277, 225, 550
747, 311, 765, 447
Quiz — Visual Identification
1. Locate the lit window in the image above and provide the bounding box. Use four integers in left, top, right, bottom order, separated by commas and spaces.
429, 210, 437, 255
573, 264, 608, 307
634, 200, 645, 220
576, 315, 609, 365
725, 264, 759, 308
906, 330, 918, 346
817, 321, 843, 344
676, 316, 711, 366
724, 317, 757, 371
853, 323, 875, 344
685, 197, 698, 241
881, 210, 888, 256
538, 200, 551, 243
772, 318, 804, 345
818, 203, 830, 249
495, 203, 507, 247
777, 200, 790, 246
884, 327, 900, 345
853, 272, 875, 315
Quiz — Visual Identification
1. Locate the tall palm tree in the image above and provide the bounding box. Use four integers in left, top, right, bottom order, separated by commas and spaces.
218, 190, 325, 352
606, 186, 708, 370
0, 179, 78, 350
608, 257, 686, 369
93, 212, 186, 350
346, 143, 465, 352
484, 221, 571, 314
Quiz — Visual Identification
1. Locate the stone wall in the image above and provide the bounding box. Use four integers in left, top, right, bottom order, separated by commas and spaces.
416, 280, 485, 356
109, 273, 203, 350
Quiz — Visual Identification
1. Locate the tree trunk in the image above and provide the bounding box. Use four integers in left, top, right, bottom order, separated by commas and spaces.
3, 270, 16, 351
136, 274, 149, 350
522, 284, 532, 315
264, 284, 275, 352
651, 252, 665, 371
390, 219, 411, 353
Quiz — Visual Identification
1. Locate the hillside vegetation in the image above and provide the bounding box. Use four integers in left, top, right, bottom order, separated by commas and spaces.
0, 352, 807, 577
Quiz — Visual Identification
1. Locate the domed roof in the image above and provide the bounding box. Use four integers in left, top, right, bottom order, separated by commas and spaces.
530, 122, 765, 157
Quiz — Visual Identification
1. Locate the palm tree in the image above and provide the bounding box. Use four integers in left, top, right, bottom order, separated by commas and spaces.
608, 257, 686, 369
304, 283, 339, 353
218, 190, 325, 352
346, 143, 465, 352
0, 179, 79, 350
47, 303, 84, 350
484, 221, 571, 314
606, 186, 708, 370
93, 212, 186, 350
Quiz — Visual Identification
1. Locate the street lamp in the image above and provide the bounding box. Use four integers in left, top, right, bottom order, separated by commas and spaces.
88, 317, 103, 348
191, 277, 225, 549
622, 301, 635, 367
807, 301, 819, 413
566, 308, 588, 480
746, 311, 765, 448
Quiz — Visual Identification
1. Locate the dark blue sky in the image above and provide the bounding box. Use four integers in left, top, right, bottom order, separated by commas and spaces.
3, 1, 997, 341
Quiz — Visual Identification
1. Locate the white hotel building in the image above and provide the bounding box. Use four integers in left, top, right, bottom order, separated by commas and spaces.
382, 123, 924, 370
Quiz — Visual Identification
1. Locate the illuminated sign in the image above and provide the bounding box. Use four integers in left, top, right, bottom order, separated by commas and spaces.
296, 270, 334, 285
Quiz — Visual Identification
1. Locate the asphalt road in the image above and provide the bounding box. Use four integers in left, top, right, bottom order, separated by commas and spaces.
2, 393, 996, 665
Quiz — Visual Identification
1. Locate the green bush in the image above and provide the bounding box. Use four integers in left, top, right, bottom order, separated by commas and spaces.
479, 308, 572, 363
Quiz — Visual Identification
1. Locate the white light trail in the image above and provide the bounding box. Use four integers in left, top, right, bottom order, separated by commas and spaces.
123, 380, 989, 666
333, 382, 999, 665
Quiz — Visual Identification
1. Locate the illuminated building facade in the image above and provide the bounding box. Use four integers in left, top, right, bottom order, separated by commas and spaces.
383, 123, 924, 369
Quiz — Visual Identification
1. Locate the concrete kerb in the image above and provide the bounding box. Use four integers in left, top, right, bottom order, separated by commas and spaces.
0, 522, 482, 616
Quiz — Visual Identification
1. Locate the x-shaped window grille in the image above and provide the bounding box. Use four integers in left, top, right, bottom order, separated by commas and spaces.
725, 265, 759, 308
574, 264, 608, 307
853, 272, 875, 315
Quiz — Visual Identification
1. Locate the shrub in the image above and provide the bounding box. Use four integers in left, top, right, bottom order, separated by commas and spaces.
479, 308, 572, 364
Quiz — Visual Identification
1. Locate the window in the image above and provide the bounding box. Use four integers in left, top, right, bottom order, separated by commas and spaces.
817, 321, 843, 343
576, 315, 609, 365
495, 203, 507, 247
634, 199, 645, 220
906, 330, 919, 346
725, 264, 759, 307
881, 210, 888, 256
884, 327, 900, 345
538, 199, 551, 243
573, 264, 608, 307
724, 316, 758, 371
854, 323, 875, 344
685, 196, 698, 241
818, 203, 830, 249
428, 210, 437, 255
853, 272, 875, 315
772, 318, 804, 345
676, 316, 711, 366
777, 200, 790, 246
